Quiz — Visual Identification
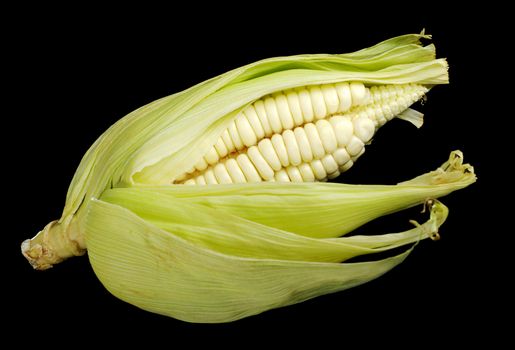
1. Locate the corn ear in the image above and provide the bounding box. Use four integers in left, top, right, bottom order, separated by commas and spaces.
19, 33, 475, 323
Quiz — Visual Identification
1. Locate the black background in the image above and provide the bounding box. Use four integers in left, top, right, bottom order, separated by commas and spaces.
5, 6, 505, 346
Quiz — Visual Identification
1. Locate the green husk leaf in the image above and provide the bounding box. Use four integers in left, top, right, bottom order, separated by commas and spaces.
127, 151, 474, 238
86, 198, 414, 323
99, 186, 447, 262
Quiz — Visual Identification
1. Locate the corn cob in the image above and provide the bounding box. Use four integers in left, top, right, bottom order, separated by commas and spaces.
177, 83, 427, 184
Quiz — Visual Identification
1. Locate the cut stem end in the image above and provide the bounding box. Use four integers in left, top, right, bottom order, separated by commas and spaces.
21, 220, 85, 270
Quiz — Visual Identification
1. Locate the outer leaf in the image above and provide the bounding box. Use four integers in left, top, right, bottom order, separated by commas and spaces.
99, 188, 448, 262
128, 151, 474, 238
86, 199, 412, 323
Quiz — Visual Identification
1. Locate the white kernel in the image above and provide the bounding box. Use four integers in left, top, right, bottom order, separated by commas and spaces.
282, 130, 302, 166
274, 169, 291, 182
293, 127, 313, 162
379, 85, 391, 100
350, 82, 367, 106
351, 147, 365, 161
339, 160, 354, 173
204, 147, 220, 165
365, 89, 371, 104
321, 154, 338, 174
236, 154, 262, 183
264, 96, 283, 134
369, 86, 379, 102
271, 133, 290, 167
332, 148, 350, 166
285, 90, 304, 126
274, 93, 295, 130
356, 111, 368, 120
298, 163, 315, 182
310, 159, 327, 180
327, 170, 340, 179
353, 117, 376, 143
381, 105, 394, 120
390, 98, 404, 115
214, 163, 233, 184
221, 129, 235, 153
174, 173, 188, 182
304, 123, 325, 159
297, 88, 314, 122
286, 166, 303, 182
194, 157, 208, 171
243, 105, 265, 140
195, 175, 207, 185
329, 115, 353, 147
366, 107, 378, 121
321, 84, 339, 114
309, 86, 327, 120
370, 86, 380, 102
214, 138, 229, 158
248, 146, 275, 180
376, 110, 388, 126
204, 169, 218, 184
335, 82, 352, 112
396, 96, 409, 111
316, 119, 337, 153
225, 158, 247, 183
184, 179, 196, 185
346, 136, 365, 157
228, 121, 244, 150
258, 138, 282, 171
235, 114, 258, 147
254, 100, 273, 137
393, 85, 405, 96
411, 91, 422, 102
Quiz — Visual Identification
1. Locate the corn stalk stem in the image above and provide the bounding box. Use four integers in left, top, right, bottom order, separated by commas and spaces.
21, 218, 84, 270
